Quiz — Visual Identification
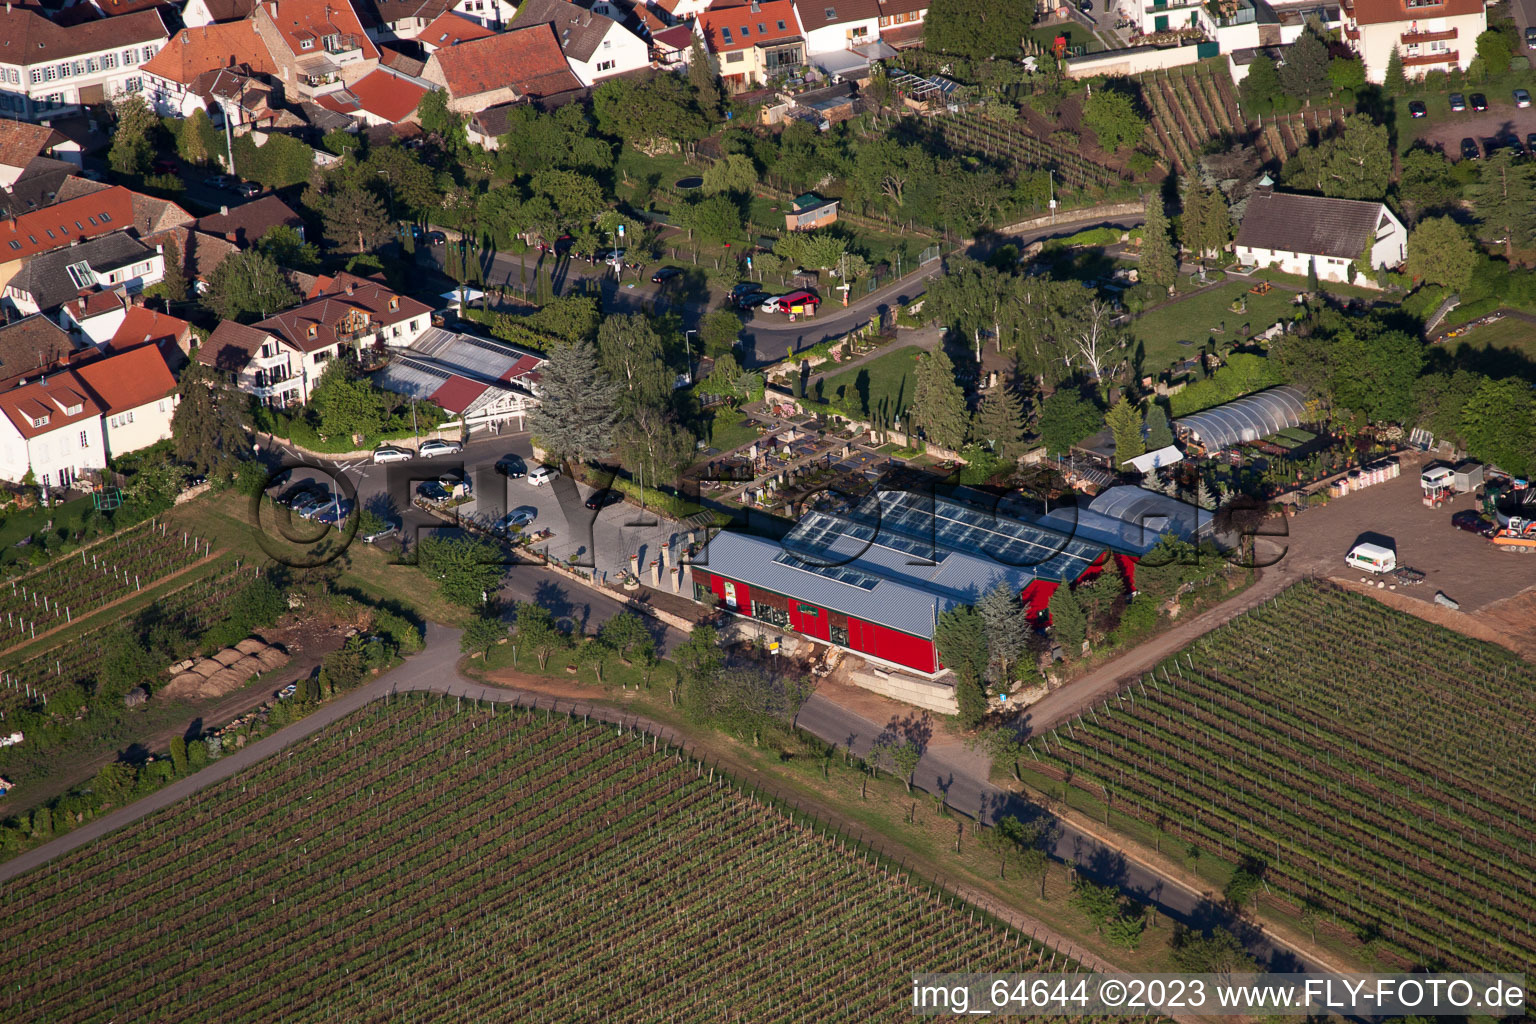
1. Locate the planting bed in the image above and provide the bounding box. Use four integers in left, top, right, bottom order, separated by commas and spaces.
1025, 581, 1536, 976
0, 696, 1123, 1023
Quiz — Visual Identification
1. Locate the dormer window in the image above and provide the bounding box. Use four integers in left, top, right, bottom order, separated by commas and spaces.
28, 413, 49, 428
300, 38, 314, 50
388, 296, 399, 311
65, 261, 96, 289
307, 324, 318, 339
64, 403, 82, 416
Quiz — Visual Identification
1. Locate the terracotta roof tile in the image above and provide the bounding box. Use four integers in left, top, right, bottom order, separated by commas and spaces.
200, 319, 275, 371
428, 21, 582, 98
110, 306, 193, 351
0, 186, 134, 262
0, 315, 74, 382
194, 195, 304, 246
74, 343, 177, 415
0, 370, 102, 440
0, 6, 167, 64
143, 22, 278, 83
257, 0, 379, 59
1349, 0, 1481, 23
344, 68, 429, 120
696, 0, 802, 53
417, 9, 496, 45
0, 119, 63, 170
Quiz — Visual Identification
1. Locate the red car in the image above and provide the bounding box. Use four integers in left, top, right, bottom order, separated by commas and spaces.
774, 290, 820, 315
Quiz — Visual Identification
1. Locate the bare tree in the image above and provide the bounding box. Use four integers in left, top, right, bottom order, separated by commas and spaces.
1070, 299, 1123, 384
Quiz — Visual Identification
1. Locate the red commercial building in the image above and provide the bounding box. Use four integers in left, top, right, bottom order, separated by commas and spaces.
693, 487, 1209, 676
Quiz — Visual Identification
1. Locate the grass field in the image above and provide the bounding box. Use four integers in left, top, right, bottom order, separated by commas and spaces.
703, 409, 763, 453
1017, 580, 1536, 976
1439, 314, 1536, 361
0, 696, 1108, 1023
820, 346, 921, 421
1132, 281, 1301, 373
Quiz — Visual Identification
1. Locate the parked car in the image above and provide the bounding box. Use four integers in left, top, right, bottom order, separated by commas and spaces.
360, 518, 400, 543
373, 444, 412, 464
1470, 93, 1488, 111
759, 294, 787, 313
1449, 93, 1466, 111
416, 481, 451, 502
292, 493, 333, 519
426, 230, 446, 246
437, 473, 471, 495
1078, 0, 1092, 10
151, 157, 179, 174
494, 506, 539, 533
773, 290, 821, 314
584, 489, 622, 511
203, 173, 235, 189
1408, 100, 1427, 118
1460, 137, 1481, 161
1527, 25, 1536, 45
730, 282, 762, 299
418, 438, 463, 458
314, 499, 355, 527
651, 266, 684, 284
1516, 89, 1531, 109
277, 483, 326, 508
495, 453, 527, 478
234, 182, 261, 199
734, 288, 766, 309
528, 465, 558, 486
1451, 510, 1495, 535
276, 683, 298, 699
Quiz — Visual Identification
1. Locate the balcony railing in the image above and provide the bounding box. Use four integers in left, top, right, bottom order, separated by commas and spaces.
1401, 27, 1457, 44
1403, 48, 1457, 66
325, 33, 364, 55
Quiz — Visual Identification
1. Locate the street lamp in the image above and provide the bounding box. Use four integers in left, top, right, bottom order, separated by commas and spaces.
683, 329, 696, 385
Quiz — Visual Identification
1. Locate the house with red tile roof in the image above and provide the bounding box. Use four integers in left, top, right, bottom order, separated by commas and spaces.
0, 186, 135, 295
59, 289, 129, 348
421, 21, 584, 111
512, 0, 652, 85
1342, 0, 1484, 81
0, 369, 105, 488
109, 305, 194, 368
416, 10, 496, 51
695, 0, 806, 90
199, 272, 432, 406
0, 6, 169, 122
182, 0, 258, 26
0, 119, 67, 189
72, 343, 178, 457
0, 315, 80, 391
252, 0, 381, 100
315, 68, 429, 124
142, 22, 279, 119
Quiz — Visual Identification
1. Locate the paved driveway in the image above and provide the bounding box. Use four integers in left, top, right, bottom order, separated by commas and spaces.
1419, 106, 1536, 158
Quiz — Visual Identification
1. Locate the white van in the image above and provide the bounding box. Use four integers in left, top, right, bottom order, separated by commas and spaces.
528, 465, 558, 487
1345, 542, 1397, 574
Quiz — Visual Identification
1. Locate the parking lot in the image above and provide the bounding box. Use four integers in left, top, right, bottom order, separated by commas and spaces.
1418, 106, 1536, 159
1255, 451, 1535, 620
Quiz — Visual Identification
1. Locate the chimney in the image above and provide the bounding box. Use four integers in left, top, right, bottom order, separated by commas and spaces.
220, 205, 229, 216
345, 282, 355, 296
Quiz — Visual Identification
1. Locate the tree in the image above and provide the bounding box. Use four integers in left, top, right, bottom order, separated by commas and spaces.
529, 340, 620, 465
977, 583, 1029, 684
909, 347, 968, 450
597, 314, 672, 413
675, 625, 723, 720
1171, 927, 1259, 973
613, 406, 696, 486
1460, 377, 1536, 477
524, 294, 600, 344
969, 384, 1026, 457
591, 74, 709, 154
1139, 194, 1177, 288
256, 224, 320, 272
204, 249, 299, 322
1071, 299, 1123, 384
1397, 145, 1462, 221
699, 307, 743, 357
1407, 216, 1477, 291
108, 94, 156, 176
1145, 403, 1175, 449
1200, 188, 1231, 258
597, 612, 650, 663
934, 605, 988, 727
687, 35, 722, 114
512, 601, 570, 670
1327, 323, 1424, 424
172, 360, 249, 475
1038, 388, 1102, 456
703, 153, 757, 196
1082, 88, 1146, 154
416, 535, 503, 608
159, 235, 188, 304
1278, 21, 1330, 96
1469, 149, 1536, 258
1326, 55, 1366, 95
1384, 45, 1407, 96
1179, 176, 1206, 258
322, 183, 391, 255
179, 108, 214, 166
1238, 54, 1283, 115
1106, 399, 1146, 467
680, 193, 744, 245
169, 735, 189, 776
309, 360, 388, 439
1048, 585, 1087, 651
925, 0, 1033, 58
461, 610, 507, 658
93, 761, 138, 805
417, 88, 467, 152
1286, 114, 1391, 200
1474, 28, 1513, 79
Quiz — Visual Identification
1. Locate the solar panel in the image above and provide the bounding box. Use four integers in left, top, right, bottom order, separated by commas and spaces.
773, 550, 881, 590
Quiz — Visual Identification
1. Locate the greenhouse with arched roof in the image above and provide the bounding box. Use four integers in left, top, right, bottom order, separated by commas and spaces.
1173, 386, 1307, 452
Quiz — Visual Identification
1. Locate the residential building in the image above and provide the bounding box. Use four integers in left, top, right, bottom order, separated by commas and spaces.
1342, 0, 1483, 81
795, 0, 880, 58
200, 272, 431, 405
0, 6, 170, 121
72, 342, 178, 457
252, 0, 381, 100
513, 0, 652, 85
415, 10, 497, 51
648, 24, 697, 67
3, 232, 165, 317
648, 0, 711, 27
785, 193, 838, 230
695, 0, 807, 90
466, 101, 518, 148
181, 0, 258, 26
195, 195, 306, 247
874, 0, 926, 47
60, 289, 129, 347
0, 119, 67, 188
363, 0, 453, 39
0, 369, 105, 488
109, 304, 194, 367
421, 22, 584, 111
315, 67, 429, 124
1232, 188, 1407, 282
0, 185, 134, 293
141, 23, 280, 120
